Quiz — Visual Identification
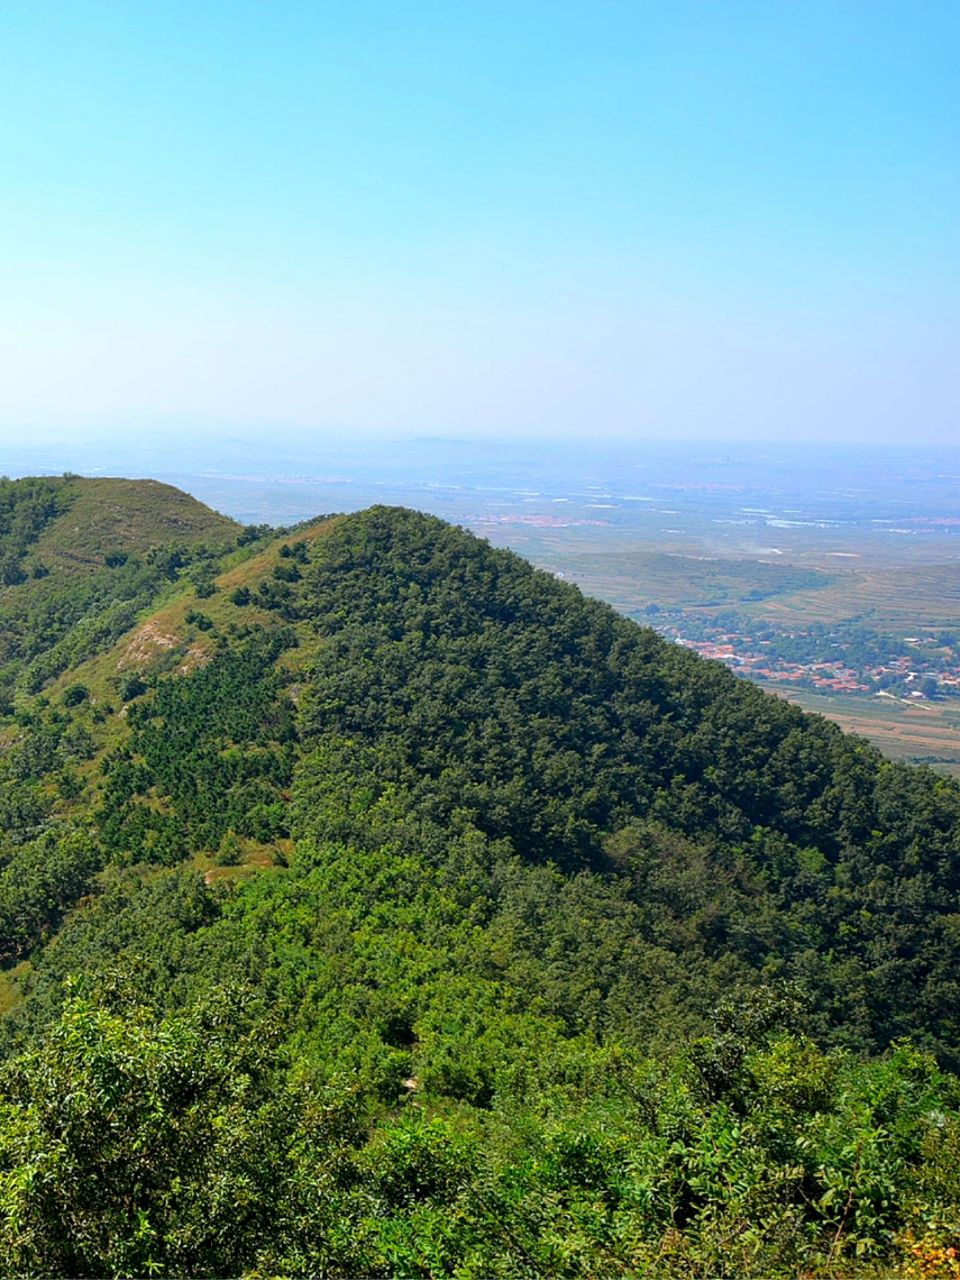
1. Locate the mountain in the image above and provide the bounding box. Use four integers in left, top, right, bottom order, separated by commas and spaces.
1, 479, 959, 1277
0, 475, 240, 712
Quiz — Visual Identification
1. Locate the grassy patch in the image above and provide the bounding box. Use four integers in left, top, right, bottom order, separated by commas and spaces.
24, 476, 239, 574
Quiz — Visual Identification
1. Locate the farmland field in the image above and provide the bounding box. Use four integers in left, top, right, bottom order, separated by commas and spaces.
757, 684, 960, 777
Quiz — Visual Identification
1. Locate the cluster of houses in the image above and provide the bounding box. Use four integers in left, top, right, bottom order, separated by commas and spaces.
668, 634, 960, 700
676, 639, 871, 692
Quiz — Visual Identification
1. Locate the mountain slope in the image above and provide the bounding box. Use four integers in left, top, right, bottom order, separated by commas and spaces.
0, 474, 237, 578
3, 498, 960, 1056
0, 475, 242, 710
2, 486, 960, 1276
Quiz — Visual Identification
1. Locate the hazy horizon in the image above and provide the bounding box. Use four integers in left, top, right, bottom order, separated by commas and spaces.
1, 1, 957, 449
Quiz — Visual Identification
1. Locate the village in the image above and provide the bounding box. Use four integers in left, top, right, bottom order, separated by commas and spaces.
651, 619, 960, 701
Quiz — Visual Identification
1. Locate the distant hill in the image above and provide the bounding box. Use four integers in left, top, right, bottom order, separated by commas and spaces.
1, 474, 238, 574
0, 475, 240, 709
1, 483, 959, 1277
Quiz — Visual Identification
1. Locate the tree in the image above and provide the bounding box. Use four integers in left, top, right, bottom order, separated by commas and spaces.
118, 673, 148, 702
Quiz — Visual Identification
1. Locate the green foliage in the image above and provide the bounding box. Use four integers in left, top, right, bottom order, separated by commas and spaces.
0, 826, 100, 964
237, 522, 272, 546
117, 672, 148, 702
273, 558, 302, 582
189, 563, 217, 598
0, 990, 367, 1279
184, 607, 213, 630
0, 477, 69, 569
214, 828, 243, 865
1, 990, 959, 1278
98, 627, 297, 861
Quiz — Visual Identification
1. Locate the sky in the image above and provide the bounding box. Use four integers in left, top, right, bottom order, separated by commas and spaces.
0, 1, 957, 449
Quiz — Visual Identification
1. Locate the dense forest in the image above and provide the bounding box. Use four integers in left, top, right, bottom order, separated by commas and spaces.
1, 477, 959, 1277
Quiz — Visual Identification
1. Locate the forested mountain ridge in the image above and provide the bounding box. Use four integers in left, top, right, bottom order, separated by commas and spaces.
1, 478, 959, 1278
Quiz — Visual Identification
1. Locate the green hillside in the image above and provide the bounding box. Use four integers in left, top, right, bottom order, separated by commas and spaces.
1, 474, 237, 575
1, 482, 960, 1278
0, 475, 242, 712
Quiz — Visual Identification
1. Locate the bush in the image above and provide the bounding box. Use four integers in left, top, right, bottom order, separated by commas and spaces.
215, 829, 244, 866
117, 673, 147, 702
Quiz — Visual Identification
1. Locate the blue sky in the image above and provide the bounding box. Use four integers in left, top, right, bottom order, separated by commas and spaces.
0, 1, 957, 445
